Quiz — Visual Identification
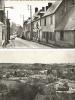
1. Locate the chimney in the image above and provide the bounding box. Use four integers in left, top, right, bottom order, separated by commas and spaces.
35, 7, 38, 13
46, 6, 48, 11
42, 7, 45, 11
48, 3, 52, 8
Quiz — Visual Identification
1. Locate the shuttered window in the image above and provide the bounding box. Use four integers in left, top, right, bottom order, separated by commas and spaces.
49, 32, 52, 40
44, 18, 46, 26
42, 32, 46, 38
51, 16, 53, 25
60, 31, 64, 40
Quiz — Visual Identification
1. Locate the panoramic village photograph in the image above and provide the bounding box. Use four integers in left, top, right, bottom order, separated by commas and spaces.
0, 0, 75, 48
0, 63, 75, 100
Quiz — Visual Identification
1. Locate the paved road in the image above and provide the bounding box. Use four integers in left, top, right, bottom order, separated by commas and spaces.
6, 37, 53, 49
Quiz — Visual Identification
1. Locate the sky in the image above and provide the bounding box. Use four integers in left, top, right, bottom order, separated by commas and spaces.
5, 0, 55, 26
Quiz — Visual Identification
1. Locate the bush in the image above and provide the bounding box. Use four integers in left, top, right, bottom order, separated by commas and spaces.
0, 83, 7, 91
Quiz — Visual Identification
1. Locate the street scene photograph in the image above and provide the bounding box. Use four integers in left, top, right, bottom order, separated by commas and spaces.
0, 63, 75, 100
0, 0, 75, 48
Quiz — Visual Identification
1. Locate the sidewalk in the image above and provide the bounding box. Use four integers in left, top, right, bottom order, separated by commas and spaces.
6, 39, 15, 48
32, 40, 58, 48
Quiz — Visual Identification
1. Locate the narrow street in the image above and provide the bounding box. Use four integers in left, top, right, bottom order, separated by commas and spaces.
6, 37, 53, 48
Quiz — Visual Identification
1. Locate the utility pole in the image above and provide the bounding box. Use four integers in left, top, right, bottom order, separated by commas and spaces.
30, 5, 32, 19
23, 15, 24, 24
4, 6, 14, 44
7, 10, 8, 19
30, 5, 33, 40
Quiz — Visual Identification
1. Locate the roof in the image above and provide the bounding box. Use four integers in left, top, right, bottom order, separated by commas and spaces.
24, 17, 32, 25
44, 0, 62, 17
56, 6, 75, 31
33, 12, 39, 20
32, 9, 45, 22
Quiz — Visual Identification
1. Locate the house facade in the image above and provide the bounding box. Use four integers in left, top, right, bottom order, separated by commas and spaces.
0, 0, 6, 47
17, 26, 23, 38
55, 0, 75, 47
23, 0, 75, 48
32, 7, 40, 41
32, 7, 45, 42
40, 0, 75, 47
23, 18, 32, 40
32, 18, 41, 41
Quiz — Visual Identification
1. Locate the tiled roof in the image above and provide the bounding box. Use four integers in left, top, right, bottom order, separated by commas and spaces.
56, 6, 75, 31
44, 0, 62, 16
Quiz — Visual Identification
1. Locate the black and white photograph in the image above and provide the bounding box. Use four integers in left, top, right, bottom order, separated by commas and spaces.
0, 0, 75, 100
0, 0, 75, 48
0, 63, 75, 100
0, 50, 74, 100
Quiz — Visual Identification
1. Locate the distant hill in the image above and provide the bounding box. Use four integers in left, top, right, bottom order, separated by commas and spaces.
0, 63, 75, 70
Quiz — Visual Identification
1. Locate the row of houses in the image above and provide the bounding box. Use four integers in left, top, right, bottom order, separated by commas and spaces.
23, 0, 75, 48
0, 0, 10, 47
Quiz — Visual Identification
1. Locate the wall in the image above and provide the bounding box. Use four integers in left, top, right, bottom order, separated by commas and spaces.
23, 22, 31, 40
0, 0, 5, 23
33, 19, 41, 41
40, 14, 55, 43
55, 0, 75, 28
41, 15, 55, 32
0, 10, 4, 23
0, 24, 2, 46
48, 32, 56, 44
0, 0, 4, 9
55, 31, 75, 47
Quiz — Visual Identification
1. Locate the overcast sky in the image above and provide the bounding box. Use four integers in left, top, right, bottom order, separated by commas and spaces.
5, 1, 55, 26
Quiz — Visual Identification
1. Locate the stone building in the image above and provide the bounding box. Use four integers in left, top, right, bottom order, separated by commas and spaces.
23, 0, 75, 48
23, 17, 32, 40
0, 0, 6, 47
55, 0, 75, 47
39, 0, 75, 47
32, 7, 45, 42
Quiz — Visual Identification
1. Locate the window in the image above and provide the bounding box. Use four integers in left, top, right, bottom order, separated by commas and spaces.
61, 9, 65, 15
64, 0, 67, 12
49, 32, 52, 40
51, 16, 53, 25
42, 32, 46, 38
36, 22, 38, 28
44, 18, 46, 26
40, 19, 41, 26
32, 23, 34, 29
60, 31, 64, 40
